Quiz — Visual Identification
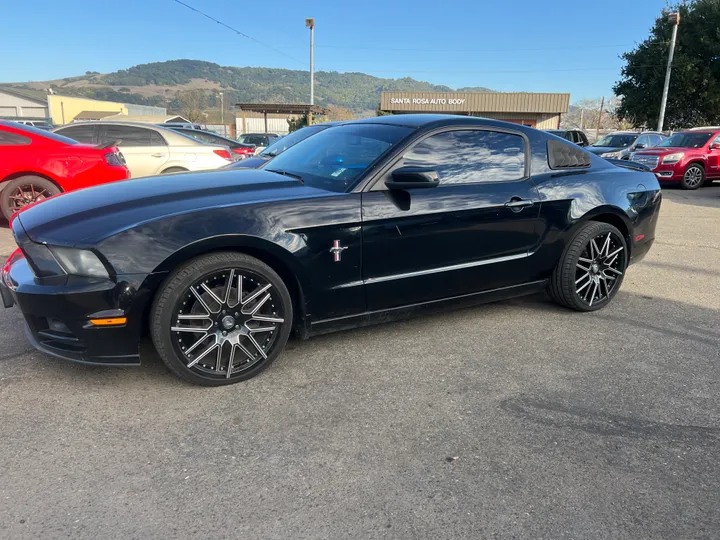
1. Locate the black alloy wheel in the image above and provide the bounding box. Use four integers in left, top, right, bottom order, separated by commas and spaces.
151, 252, 292, 386
548, 221, 627, 312
0, 176, 61, 221
681, 164, 704, 190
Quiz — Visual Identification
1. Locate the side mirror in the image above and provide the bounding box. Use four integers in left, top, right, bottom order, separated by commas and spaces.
710, 143, 720, 150
385, 166, 439, 190
634, 144, 646, 149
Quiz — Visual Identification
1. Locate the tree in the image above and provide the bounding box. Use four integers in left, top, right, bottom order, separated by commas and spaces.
176, 89, 206, 122
614, 0, 720, 130
326, 105, 354, 121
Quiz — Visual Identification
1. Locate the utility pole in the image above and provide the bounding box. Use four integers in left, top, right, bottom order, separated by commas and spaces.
306, 18, 315, 126
218, 92, 225, 136
658, 12, 680, 132
580, 109, 584, 130
596, 96, 604, 141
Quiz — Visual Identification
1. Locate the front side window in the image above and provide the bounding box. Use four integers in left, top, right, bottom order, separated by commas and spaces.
102, 125, 155, 147
264, 123, 413, 192
402, 130, 525, 185
634, 135, 650, 147
0, 131, 31, 145
239, 135, 268, 146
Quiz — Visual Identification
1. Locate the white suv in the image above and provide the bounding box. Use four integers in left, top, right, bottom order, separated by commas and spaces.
54, 121, 233, 178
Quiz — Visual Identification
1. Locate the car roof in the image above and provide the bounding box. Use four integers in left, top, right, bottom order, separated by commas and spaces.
56, 121, 220, 147
332, 114, 550, 134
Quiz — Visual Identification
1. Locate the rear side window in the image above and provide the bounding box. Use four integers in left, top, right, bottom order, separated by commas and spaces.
0, 131, 31, 145
56, 124, 97, 144
240, 135, 268, 146
150, 131, 166, 146
403, 130, 526, 184
103, 125, 155, 147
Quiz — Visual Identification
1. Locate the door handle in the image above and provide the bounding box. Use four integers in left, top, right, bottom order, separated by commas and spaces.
151, 153, 164, 158
504, 197, 534, 211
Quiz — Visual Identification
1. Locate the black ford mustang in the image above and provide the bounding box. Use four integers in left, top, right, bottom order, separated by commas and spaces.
1, 115, 661, 386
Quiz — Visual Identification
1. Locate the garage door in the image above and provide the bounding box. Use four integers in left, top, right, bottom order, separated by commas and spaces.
0, 106, 17, 117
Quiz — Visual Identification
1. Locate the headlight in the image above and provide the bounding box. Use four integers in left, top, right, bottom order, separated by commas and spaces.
602, 151, 621, 159
662, 152, 684, 164
50, 247, 109, 278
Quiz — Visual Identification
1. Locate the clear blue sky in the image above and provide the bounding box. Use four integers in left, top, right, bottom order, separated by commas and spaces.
3, 0, 667, 102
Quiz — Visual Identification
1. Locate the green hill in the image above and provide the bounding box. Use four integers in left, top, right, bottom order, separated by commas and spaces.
11, 59, 495, 114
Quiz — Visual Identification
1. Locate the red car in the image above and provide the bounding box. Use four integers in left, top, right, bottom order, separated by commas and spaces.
631, 129, 720, 189
0, 121, 130, 220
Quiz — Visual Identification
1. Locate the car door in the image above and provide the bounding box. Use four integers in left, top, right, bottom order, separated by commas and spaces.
100, 125, 169, 177
361, 128, 544, 311
707, 134, 720, 178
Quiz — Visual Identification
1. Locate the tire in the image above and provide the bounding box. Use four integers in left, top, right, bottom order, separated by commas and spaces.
161, 167, 188, 174
150, 252, 293, 386
548, 221, 628, 312
681, 164, 704, 190
0, 176, 61, 221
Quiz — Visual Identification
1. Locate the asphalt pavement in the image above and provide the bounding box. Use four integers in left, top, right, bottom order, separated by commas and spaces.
0, 187, 718, 539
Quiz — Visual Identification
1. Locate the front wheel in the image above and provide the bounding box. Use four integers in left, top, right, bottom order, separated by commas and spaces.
681, 165, 704, 190
0, 176, 61, 221
548, 221, 628, 312
150, 252, 293, 386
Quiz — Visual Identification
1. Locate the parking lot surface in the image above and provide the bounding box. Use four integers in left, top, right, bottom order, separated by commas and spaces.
1, 187, 719, 539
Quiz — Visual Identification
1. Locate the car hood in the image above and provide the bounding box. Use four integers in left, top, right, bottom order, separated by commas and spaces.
18, 169, 327, 246
587, 146, 628, 155
230, 156, 270, 169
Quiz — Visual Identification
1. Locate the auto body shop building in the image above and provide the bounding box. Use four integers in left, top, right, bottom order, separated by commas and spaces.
379, 91, 570, 129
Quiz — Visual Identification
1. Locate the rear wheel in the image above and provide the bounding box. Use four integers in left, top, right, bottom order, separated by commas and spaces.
0, 176, 61, 221
548, 221, 627, 312
681, 164, 704, 190
150, 252, 293, 386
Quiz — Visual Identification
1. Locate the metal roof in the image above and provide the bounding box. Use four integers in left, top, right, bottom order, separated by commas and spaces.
0, 86, 48, 104
73, 110, 121, 121
236, 103, 330, 115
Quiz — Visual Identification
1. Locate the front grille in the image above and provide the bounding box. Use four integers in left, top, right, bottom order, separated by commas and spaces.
633, 155, 660, 170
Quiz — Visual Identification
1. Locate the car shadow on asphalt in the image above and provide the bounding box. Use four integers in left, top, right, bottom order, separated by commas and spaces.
9, 287, 716, 389
661, 184, 720, 208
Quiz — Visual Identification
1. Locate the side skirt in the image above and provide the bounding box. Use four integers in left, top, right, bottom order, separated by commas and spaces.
309, 279, 548, 337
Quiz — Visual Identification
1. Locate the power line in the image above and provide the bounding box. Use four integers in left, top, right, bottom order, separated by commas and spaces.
315, 42, 671, 53
170, 0, 305, 65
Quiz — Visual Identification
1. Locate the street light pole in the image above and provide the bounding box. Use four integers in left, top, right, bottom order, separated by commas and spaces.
219, 92, 225, 136
657, 12, 680, 132
306, 18, 315, 126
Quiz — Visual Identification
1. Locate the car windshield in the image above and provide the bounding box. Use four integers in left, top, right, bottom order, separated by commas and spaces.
260, 125, 328, 157
656, 132, 713, 148
263, 123, 413, 192
592, 134, 637, 148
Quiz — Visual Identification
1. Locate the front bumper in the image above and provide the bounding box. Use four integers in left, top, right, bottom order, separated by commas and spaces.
3, 256, 151, 366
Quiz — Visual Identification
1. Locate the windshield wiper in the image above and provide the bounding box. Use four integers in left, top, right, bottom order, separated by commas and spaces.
266, 169, 304, 182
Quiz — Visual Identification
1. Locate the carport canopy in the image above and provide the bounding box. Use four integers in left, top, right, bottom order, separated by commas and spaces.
235, 103, 330, 132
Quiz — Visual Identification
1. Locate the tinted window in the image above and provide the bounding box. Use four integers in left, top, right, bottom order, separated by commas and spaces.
260, 125, 327, 157
265, 124, 412, 193
102, 125, 155, 147
56, 124, 96, 144
403, 130, 525, 184
0, 131, 31, 145
150, 131, 166, 146
239, 134, 268, 146
711, 135, 720, 146
634, 135, 650, 147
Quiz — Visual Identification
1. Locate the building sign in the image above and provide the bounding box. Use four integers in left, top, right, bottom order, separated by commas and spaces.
390, 97, 466, 106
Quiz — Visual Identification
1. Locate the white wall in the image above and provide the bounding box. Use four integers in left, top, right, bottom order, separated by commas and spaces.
235, 117, 290, 135
0, 91, 49, 120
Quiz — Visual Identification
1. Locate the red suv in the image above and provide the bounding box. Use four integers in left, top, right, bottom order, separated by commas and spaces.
631, 129, 720, 189
0, 121, 130, 220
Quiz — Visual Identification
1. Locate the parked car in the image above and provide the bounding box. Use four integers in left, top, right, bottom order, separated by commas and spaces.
168, 127, 256, 160
631, 129, 720, 189
160, 122, 206, 130
237, 133, 279, 154
0, 121, 129, 221
1, 115, 662, 386
14, 120, 53, 130
227, 123, 337, 169
587, 131, 666, 160
53, 121, 233, 178
545, 129, 589, 147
